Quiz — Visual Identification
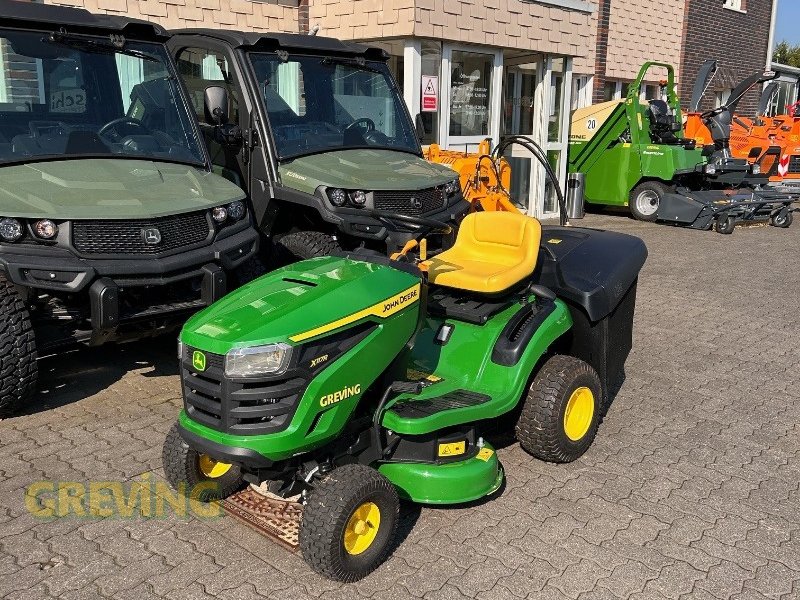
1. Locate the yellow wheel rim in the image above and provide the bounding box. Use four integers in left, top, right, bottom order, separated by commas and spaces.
563, 386, 595, 442
198, 454, 232, 479
343, 501, 381, 555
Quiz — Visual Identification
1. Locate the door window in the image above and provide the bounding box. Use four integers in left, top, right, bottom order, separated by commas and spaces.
449, 50, 493, 137
176, 47, 240, 125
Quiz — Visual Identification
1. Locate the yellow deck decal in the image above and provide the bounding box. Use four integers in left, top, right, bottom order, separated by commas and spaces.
290, 283, 421, 343
476, 447, 494, 462
438, 441, 466, 457
547, 238, 562, 244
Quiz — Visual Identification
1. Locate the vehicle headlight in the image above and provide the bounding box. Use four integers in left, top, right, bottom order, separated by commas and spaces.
227, 201, 246, 221
33, 219, 58, 239
350, 190, 367, 206
225, 343, 292, 378
444, 178, 460, 196
328, 188, 347, 207
704, 164, 716, 175
0, 218, 23, 242
211, 206, 228, 223
751, 164, 761, 175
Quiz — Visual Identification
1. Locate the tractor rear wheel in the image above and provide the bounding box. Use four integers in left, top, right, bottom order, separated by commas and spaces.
162, 423, 244, 501
629, 181, 669, 222
0, 275, 37, 417
274, 231, 340, 264
300, 464, 399, 582
516, 354, 602, 463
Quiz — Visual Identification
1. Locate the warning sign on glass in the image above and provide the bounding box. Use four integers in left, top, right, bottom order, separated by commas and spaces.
421, 75, 438, 112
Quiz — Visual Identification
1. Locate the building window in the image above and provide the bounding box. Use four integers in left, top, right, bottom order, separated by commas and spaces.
420, 41, 441, 145
723, 0, 745, 12
449, 50, 493, 137
716, 88, 732, 106
603, 79, 629, 102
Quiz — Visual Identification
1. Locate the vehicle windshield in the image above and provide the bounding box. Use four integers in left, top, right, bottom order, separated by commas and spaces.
0, 29, 204, 166
248, 53, 419, 160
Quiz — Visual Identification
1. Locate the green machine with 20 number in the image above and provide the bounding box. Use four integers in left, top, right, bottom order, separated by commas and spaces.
164, 208, 647, 581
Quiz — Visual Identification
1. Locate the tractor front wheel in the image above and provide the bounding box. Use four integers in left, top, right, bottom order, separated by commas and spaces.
300, 464, 399, 582
629, 181, 669, 222
516, 355, 602, 463
162, 423, 244, 501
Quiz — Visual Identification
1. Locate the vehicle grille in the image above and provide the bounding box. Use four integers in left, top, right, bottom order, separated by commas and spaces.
181, 346, 307, 435
72, 211, 212, 255
373, 187, 446, 216
788, 155, 800, 174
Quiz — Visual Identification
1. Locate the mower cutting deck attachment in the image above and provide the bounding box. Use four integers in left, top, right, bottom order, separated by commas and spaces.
163, 204, 646, 580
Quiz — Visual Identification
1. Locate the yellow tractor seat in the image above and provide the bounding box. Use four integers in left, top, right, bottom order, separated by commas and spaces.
421, 211, 542, 294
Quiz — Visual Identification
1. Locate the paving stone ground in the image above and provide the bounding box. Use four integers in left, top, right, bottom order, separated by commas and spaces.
1, 212, 799, 600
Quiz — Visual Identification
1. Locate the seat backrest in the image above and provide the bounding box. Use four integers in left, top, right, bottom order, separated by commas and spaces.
456, 211, 541, 267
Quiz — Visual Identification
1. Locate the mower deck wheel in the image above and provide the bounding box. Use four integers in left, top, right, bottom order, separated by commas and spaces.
629, 181, 670, 222
715, 215, 736, 234
162, 423, 244, 501
300, 464, 399, 582
516, 354, 602, 463
770, 210, 793, 228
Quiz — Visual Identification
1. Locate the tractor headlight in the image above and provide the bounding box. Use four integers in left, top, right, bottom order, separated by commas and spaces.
350, 190, 367, 206
0, 218, 23, 242
225, 343, 292, 378
211, 206, 228, 223
33, 219, 58, 239
227, 201, 246, 221
751, 164, 761, 175
328, 188, 347, 207
444, 178, 460, 196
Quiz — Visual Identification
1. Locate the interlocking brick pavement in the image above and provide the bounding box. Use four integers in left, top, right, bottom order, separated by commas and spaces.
1, 213, 799, 599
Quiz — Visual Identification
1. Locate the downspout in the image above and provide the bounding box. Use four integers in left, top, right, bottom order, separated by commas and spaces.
766, 0, 778, 71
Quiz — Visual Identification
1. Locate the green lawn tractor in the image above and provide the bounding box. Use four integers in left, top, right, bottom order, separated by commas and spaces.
162, 162, 647, 580
568, 62, 798, 233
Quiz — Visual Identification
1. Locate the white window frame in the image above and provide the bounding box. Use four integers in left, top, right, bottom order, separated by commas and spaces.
723, 0, 745, 13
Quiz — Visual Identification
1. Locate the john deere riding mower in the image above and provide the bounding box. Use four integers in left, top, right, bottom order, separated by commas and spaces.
163, 146, 647, 580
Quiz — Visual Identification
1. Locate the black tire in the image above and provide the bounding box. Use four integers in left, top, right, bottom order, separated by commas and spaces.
162, 423, 244, 501
0, 275, 37, 416
275, 231, 340, 263
715, 215, 736, 234
770, 210, 793, 228
629, 181, 670, 222
516, 355, 602, 463
300, 464, 399, 582
235, 255, 268, 285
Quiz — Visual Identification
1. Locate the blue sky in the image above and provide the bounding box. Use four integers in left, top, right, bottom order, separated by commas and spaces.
775, 0, 800, 46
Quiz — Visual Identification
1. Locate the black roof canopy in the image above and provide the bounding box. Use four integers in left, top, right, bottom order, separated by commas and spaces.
0, 0, 167, 40
171, 29, 388, 61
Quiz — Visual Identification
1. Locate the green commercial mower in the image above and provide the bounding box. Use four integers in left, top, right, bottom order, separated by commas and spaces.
163, 152, 647, 579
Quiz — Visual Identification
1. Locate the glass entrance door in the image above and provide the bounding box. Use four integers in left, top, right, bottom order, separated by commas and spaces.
502, 62, 538, 212
440, 45, 502, 152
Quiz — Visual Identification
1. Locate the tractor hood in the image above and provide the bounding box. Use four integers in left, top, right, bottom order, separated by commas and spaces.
279, 149, 457, 195
181, 256, 421, 355
0, 159, 245, 219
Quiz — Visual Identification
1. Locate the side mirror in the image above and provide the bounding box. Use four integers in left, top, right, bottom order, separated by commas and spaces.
415, 113, 426, 144
204, 85, 229, 125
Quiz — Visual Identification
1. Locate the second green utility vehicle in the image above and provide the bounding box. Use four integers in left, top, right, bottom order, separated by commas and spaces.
167, 30, 468, 258
0, 2, 259, 414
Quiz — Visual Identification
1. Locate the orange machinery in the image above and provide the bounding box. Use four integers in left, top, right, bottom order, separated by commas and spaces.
424, 139, 520, 213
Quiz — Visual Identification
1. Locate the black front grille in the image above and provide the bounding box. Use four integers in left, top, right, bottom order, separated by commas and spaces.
181, 347, 307, 435
72, 211, 212, 255
373, 187, 445, 216
788, 155, 800, 174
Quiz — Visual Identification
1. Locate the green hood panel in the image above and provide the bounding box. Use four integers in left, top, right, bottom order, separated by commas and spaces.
279, 149, 457, 195
180, 256, 421, 354
0, 159, 245, 219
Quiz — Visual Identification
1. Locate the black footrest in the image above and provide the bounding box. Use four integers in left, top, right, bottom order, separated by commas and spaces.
391, 389, 491, 419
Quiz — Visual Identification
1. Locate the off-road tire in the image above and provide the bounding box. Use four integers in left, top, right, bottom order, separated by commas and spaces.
235, 255, 268, 285
629, 181, 670, 222
516, 354, 602, 463
162, 423, 244, 501
300, 464, 399, 582
770, 210, 793, 228
0, 275, 37, 416
715, 215, 736, 234
275, 231, 340, 263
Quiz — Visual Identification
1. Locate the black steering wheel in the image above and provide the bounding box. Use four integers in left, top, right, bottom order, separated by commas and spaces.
344, 117, 376, 133
99, 117, 152, 142
365, 210, 453, 237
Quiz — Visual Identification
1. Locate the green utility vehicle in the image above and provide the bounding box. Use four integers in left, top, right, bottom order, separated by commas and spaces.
166, 30, 468, 258
0, 2, 259, 414
163, 180, 647, 579
568, 62, 795, 232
